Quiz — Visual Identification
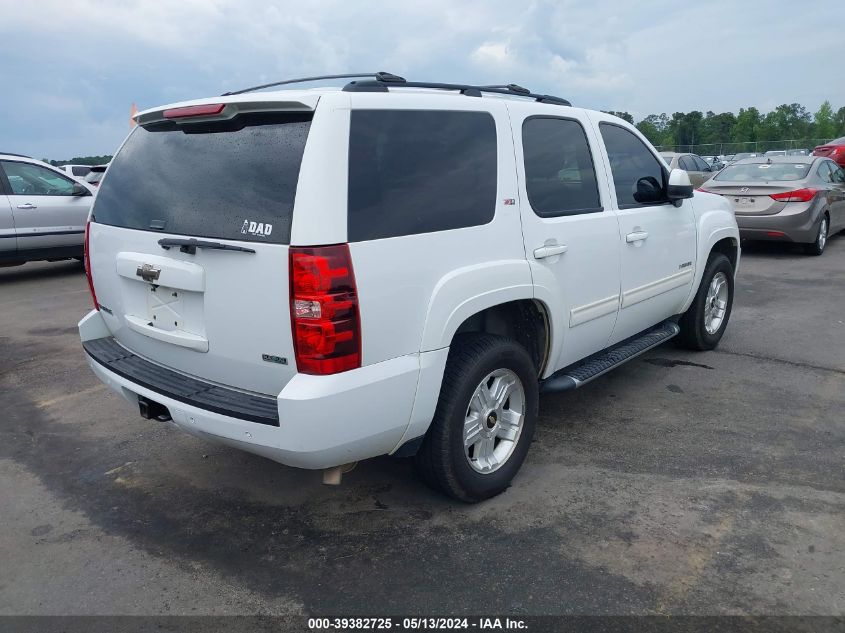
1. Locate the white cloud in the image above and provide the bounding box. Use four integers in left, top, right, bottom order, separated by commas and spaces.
0, 0, 840, 158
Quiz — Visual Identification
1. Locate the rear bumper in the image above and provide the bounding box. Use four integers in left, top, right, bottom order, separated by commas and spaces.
79, 310, 430, 469
735, 202, 822, 243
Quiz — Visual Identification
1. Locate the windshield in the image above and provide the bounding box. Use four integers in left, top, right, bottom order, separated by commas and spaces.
714, 162, 812, 182
92, 112, 312, 244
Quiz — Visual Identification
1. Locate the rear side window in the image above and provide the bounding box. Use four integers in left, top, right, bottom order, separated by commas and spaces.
818, 161, 834, 183
522, 117, 602, 217
348, 110, 497, 241
92, 112, 312, 244
599, 123, 667, 208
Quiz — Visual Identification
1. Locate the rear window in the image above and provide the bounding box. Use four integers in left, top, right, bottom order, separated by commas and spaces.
72, 166, 91, 177
347, 110, 497, 241
714, 163, 811, 182
92, 112, 312, 244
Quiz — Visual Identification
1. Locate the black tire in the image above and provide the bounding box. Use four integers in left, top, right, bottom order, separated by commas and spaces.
804, 213, 829, 256
414, 333, 538, 502
677, 253, 734, 351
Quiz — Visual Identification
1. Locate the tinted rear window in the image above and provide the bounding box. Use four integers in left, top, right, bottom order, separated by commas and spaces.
92, 112, 312, 244
72, 166, 91, 176
348, 110, 497, 241
715, 163, 811, 182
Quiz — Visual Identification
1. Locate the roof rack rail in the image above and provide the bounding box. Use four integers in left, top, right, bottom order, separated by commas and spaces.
222, 72, 405, 96
343, 77, 571, 106
0, 151, 32, 158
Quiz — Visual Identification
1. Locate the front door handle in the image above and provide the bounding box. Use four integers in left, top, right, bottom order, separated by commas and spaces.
16, 203, 37, 210
626, 230, 649, 243
533, 243, 568, 259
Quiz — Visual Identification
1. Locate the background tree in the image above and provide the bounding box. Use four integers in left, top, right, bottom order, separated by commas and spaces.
813, 101, 835, 140
603, 111, 634, 124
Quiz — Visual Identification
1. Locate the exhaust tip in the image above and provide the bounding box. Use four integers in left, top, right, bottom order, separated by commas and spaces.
322, 462, 358, 485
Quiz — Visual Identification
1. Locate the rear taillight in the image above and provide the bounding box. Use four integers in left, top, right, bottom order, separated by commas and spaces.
84, 221, 99, 310
769, 188, 817, 203
289, 244, 361, 375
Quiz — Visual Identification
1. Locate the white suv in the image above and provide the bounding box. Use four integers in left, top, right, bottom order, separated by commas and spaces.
78, 73, 739, 502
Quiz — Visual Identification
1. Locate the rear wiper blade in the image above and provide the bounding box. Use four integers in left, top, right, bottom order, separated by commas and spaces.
158, 238, 256, 255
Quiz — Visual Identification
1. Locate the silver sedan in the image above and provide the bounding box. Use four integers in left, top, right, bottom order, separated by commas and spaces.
699, 156, 845, 255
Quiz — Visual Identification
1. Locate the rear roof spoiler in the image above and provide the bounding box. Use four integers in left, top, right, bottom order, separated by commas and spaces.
134, 97, 319, 127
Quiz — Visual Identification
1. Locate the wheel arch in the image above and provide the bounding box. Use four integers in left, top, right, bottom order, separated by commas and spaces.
683, 196, 740, 313
397, 268, 551, 455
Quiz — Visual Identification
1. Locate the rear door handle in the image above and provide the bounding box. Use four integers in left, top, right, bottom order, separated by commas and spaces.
626, 231, 649, 243
533, 244, 568, 259
16, 203, 37, 210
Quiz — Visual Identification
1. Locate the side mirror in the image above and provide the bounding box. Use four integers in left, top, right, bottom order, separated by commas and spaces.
633, 176, 664, 204
71, 183, 91, 196
667, 168, 694, 205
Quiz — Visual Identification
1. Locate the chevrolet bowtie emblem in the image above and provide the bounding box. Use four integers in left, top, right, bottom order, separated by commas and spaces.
136, 263, 161, 283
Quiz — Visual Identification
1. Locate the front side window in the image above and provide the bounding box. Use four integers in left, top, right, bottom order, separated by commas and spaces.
679, 156, 696, 171
692, 155, 711, 171
599, 123, 666, 208
522, 117, 602, 217
1, 161, 77, 196
348, 110, 497, 241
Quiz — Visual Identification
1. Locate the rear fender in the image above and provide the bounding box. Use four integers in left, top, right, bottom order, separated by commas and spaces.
419, 259, 534, 352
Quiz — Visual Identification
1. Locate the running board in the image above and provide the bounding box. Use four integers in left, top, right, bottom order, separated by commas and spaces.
541, 320, 680, 393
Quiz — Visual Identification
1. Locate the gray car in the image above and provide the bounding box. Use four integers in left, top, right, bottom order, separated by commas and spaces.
699, 156, 845, 255
0, 153, 94, 266
660, 152, 718, 187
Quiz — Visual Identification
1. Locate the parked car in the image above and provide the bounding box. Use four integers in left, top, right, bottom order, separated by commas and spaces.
764, 150, 787, 157
1, 153, 94, 266
704, 156, 726, 171
84, 164, 108, 187
79, 74, 739, 501
729, 152, 760, 163
699, 156, 845, 255
813, 136, 845, 168
59, 164, 93, 179
660, 152, 719, 187
786, 149, 809, 156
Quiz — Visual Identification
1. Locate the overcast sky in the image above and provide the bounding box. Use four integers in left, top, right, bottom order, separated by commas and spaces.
1, 0, 841, 160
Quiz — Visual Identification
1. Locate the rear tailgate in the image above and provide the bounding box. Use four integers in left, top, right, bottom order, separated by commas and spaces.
87, 99, 317, 397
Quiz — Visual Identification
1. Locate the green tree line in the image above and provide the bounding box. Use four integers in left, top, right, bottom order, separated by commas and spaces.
41, 155, 113, 167
604, 101, 845, 153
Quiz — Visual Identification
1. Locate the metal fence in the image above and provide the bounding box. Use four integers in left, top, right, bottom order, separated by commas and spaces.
655, 138, 836, 157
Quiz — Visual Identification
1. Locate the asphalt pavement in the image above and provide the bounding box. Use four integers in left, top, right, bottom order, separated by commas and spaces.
1, 236, 843, 616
